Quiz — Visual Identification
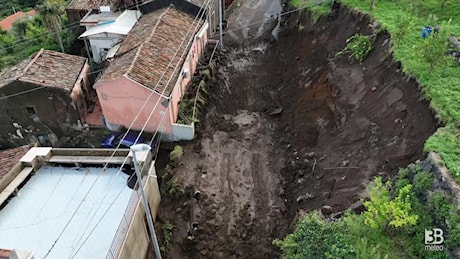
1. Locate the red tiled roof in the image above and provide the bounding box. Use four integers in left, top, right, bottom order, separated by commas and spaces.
0, 145, 30, 182
98, 7, 203, 96
0, 49, 87, 91
0, 10, 37, 31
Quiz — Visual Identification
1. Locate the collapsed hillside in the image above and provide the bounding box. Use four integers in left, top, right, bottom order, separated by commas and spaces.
155, 4, 438, 258
276, 6, 438, 217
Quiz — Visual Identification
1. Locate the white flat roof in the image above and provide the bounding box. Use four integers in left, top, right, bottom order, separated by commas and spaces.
79, 10, 141, 38
81, 11, 120, 24
0, 166, 133, 259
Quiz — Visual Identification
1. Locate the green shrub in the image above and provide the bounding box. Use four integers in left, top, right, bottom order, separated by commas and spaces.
169, 145, 183, 162
167, 177, 185, 199
413, 22, 452, 73
160, 170, 185, 200
392, 14, 414, 44
201, 69, 211, 82
412, 171, 433, 195
160, 221, 175, 254
336, 34, 373, 62
428, 192, 460, 227
363, 177, 418, 230
422, 192, 460, 255
343, 212, 396, 258
274, 211, 354, 258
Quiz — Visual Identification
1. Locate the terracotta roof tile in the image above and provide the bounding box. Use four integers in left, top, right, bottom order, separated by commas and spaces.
0, 49, 87, 91
0, 10, 37, 31
66, 0, 114, 11
0, 58, 31, 84
0, 145, 30, 182
98, 7, 203, 96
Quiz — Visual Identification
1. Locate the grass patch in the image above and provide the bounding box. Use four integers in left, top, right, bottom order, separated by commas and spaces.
290, 0, 334, 21
425, 125, 460, 181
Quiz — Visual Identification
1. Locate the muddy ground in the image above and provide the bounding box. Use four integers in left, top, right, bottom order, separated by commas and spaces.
153, 3, 438, 259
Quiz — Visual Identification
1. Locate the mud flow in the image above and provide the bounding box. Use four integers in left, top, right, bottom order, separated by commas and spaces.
155, 4, 438, 259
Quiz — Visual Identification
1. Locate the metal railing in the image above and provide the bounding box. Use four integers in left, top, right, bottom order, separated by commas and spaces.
106, 189, 141, 258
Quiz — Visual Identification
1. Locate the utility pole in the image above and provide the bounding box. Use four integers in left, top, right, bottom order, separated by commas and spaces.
218, 0, 224, 49
131, 144, 162, 259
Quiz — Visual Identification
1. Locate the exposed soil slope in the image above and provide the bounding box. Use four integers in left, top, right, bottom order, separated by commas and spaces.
276, 7, 438, 217
156, 4, 438, 258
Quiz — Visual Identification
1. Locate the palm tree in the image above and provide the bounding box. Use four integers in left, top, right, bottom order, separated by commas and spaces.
37, 0, 65, 52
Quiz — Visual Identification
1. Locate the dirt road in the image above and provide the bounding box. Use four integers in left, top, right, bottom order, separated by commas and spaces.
168, 110, 287, 258
156, 2, 437, 258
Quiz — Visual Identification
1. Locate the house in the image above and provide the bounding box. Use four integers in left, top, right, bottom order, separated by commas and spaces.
65, 0, 147, 34
140, 0, 219, 36
79, 9, 141, 63
0, 146, 161, 259
65, 0, 115, 34
94, 5, 208, 141
0, 49, 93, 149
0, 10, 37, 31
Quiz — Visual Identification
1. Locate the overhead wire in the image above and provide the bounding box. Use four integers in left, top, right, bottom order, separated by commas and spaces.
0, 1, 318, 101
0, 0, 315, 55
68, 0, 213, 257
40, 0, 213, 257
16, 1, 319, 255
0, 0, 146, 53
0, 24, 81, 54
94, 0, 215, 174
16, 0, 319, 257
79, 3, 325, 252
0, 67, 107, 101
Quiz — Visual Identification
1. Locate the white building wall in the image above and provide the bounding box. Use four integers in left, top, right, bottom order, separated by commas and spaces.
88, 33, 124, 62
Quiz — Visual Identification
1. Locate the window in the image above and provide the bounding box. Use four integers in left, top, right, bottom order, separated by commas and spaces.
25, 106, 36, 116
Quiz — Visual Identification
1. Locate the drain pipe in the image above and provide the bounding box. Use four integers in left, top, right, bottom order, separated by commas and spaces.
218, 0, 224, 49
131, 144, 162, 259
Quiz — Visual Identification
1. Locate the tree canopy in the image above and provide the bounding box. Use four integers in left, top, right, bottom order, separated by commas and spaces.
0, 0, 73, 72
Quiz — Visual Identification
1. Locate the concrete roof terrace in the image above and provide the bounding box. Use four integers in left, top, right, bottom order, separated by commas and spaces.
0, 165, 132, 258
0, 146, 157, 259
